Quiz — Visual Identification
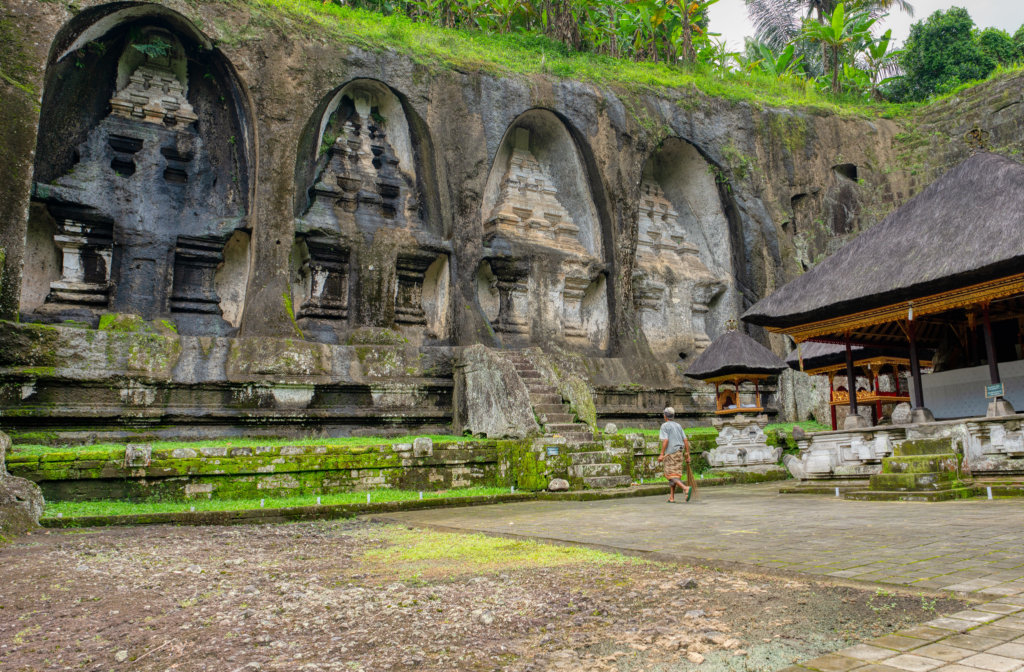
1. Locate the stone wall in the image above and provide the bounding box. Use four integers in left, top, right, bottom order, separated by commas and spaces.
2, 0, 1021, 434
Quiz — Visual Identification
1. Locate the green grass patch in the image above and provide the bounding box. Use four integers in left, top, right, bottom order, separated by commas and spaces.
246, 0, 899, 117
42, 486, 510, 519
621, 419, 827, 438
10, 433, 470, 456
359, 525, 640, 579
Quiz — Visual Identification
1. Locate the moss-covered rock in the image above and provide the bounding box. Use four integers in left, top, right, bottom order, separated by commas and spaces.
0, 431, 44, 539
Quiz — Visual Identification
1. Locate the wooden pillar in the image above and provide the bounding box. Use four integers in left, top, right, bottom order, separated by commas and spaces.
873, 372, 883, 422
982, 304, 1002, 388
908, 320, 925, 410
829, 373, 837, 431
845, 335, 858, 416
754, 379, 761, 409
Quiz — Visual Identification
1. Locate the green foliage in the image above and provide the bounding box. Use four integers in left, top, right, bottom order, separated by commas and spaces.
258, 0, 896, 113
977, 27, 1017, 67
130, 36, 173, 58
889, 7, 996, 102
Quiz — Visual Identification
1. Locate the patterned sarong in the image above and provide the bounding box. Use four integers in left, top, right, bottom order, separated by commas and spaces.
663, 451, 683, 480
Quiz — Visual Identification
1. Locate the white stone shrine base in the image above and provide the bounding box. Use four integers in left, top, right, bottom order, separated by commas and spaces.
783, 413, 1024, 481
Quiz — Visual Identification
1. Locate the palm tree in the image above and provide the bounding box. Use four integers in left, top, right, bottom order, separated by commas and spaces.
746, 0, 913, 50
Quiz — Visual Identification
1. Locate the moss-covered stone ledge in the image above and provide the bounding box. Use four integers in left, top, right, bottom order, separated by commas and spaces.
9, 439, 528, 502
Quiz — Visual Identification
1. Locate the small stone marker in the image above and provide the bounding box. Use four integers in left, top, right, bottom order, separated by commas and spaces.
604, 423, 618, 435
547, 478, 569, 492
791, 425, 806, 440
413, 437, 433, 457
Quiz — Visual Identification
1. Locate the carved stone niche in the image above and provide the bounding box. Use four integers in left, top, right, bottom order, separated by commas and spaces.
303, 89, 420, 236
483, 128, 583, 254
295, 237, 350, 321
45, 207, 114, 308
633, 158, 726, 359
170, 235, 227, 315
484, 258, 531, 338
393, 251, 450, 341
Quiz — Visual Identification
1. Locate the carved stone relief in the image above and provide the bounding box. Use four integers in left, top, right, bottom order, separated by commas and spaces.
634, 154, 728, 360
23, 27, 247, 335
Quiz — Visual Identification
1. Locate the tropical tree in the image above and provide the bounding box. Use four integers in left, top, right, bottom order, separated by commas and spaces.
861, 28, 902, 99
745, 0, 913, 51
800, 2, 875, 93
977, 27, 1017, 67
891, 7, 996, 102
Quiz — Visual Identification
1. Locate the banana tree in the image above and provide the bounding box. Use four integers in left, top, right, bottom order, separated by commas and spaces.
755, 42, 805, 78
862, 27, 903, 99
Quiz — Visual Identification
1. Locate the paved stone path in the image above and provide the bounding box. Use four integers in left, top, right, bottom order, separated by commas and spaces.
379, 483, 1024, 672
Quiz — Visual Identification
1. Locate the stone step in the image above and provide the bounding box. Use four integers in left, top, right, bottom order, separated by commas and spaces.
583, 475, 633, 489
570, 451, 614, 465
546, 423, 588, 434
869, 471, 957, 492
882, 454, 959, 474
534, 403, 571, 415
530, 393, 563, 406
541, 413, 575, 425
517, 370, 543, 379
526, 382, 557, 393
845, 486, 974, 503
554, 431, 595, 443
570, 462, 623, 478
895, 438, 954, 457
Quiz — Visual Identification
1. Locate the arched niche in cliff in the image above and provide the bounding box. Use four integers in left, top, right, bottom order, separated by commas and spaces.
635, 138, 737, 361
290, 78, 451, 345
21, 3, 255, 336
478, 109, 609, 352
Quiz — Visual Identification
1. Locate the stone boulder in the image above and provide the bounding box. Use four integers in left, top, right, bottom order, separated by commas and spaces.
892, 403, 912, 425
547, 478, 570, 492
452, 345, 541, 439
0, 431, 45, 538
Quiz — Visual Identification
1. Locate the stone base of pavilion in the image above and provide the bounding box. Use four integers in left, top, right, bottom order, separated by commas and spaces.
705, 413, 784, 471
780, 413, 1024, 497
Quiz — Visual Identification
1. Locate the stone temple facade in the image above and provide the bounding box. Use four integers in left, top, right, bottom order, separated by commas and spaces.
0, 0, 952, 440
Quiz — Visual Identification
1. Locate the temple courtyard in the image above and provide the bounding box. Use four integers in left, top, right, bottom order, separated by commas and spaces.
4, 485, 1024, 672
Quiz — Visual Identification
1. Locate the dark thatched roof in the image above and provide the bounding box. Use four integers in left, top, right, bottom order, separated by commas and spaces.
784, 341, 934, 371
785, 342, 861, 371
685, 329, 787, 381
743, 153, 1024, 329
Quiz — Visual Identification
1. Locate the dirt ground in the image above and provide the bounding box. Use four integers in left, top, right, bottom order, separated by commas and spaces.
0, 519, 966, 672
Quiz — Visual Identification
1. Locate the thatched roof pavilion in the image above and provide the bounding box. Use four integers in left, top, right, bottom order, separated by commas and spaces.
743, 152, 1024, 424
785, 342, 933, 429
686, 328, 786, 415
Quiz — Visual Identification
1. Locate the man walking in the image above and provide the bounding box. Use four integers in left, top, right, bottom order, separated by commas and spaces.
657, 407, 692, 503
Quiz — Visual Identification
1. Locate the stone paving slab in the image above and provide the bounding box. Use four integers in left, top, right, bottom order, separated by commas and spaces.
378, 482, 1024, 672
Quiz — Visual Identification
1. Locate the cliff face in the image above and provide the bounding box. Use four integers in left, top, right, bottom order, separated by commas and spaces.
0, 0, 1018, 435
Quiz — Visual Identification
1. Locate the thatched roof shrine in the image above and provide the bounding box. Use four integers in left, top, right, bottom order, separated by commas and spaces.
685, 328, 787, 382
743, 153, 1024, 348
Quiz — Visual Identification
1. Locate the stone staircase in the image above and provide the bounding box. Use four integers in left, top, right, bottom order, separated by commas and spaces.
504, 351, 632, 489
504, 351, 593, 443
845, 438, 973, 502
567, 447, 633, 489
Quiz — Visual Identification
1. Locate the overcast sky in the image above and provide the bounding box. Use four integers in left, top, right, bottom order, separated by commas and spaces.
706, 0, 1024, 51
